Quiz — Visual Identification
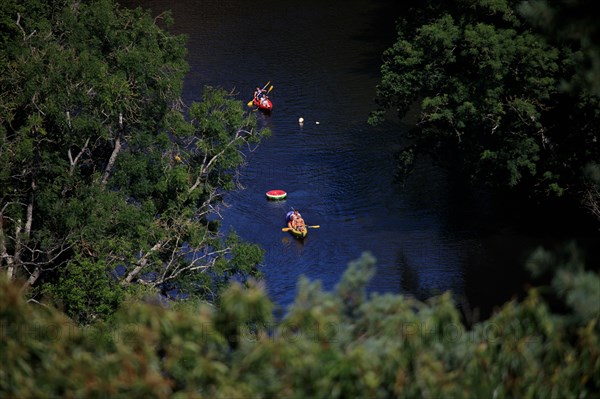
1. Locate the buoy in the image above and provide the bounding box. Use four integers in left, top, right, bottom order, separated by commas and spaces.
315, 121, 320, 125
266, 189, 287, 200
298, 117, 304, 124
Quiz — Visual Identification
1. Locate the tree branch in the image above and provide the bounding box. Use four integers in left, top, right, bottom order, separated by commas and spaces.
0, 219, 15, 279
101, 131, 121, 185
188, 130, 245, 194
122, 241, 164, 284
156, 247, 230, 286
68, 137, 90, 175
20, 236, 72, 290
16, 13, 37, 41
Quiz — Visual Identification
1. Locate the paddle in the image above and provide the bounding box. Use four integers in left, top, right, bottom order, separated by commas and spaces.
247, 81, 270, 106
281, 225, 320, 232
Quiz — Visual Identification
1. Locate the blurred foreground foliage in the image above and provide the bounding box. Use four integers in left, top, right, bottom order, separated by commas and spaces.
1, 250, 598, 398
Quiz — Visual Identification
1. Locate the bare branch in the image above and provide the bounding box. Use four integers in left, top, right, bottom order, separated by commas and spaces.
27, 297, 51, 309
22, 267, 41, 291
31, 93, 46, 116
123, 241, 164, 284
0, 217, 15, 279
68, 137, 90, 175
25, 182, 34, 237
188, 129, 246, 194
101, 131, 121, 185
16, 13, 37, 41
155, 247, 231, 286
583, 185, 600, 223
16, 235, 73, 290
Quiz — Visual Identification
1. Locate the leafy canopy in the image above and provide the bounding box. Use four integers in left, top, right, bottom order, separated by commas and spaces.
370, 0, 600, 203
0, 0, 268, 324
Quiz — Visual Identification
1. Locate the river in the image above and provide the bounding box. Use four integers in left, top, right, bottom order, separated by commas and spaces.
121, 0, 599, 319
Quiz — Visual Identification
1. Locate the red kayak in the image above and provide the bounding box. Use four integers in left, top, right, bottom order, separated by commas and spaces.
253, 96, 273, 112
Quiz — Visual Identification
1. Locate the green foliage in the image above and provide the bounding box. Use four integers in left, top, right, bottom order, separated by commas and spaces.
370, 0, 600, 205
42, 257, 124, 324
1, 250, 598, 398
518, 0, 600, 96
527, 241, 600, 324
226, 230, 265, 278
0, 0, 267, 322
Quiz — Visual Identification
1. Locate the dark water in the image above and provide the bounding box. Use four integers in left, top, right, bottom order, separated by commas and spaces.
121, 0, 599, 318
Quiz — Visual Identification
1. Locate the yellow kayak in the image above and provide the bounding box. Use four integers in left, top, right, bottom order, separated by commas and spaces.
288, 226, 308, 238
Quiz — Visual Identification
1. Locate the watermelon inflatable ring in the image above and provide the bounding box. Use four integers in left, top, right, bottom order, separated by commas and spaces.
266, 189, 287, 200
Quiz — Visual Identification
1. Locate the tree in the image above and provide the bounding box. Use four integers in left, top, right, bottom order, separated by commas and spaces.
369, 0, 600, 208
42, 256, 124, 324
1, 251, 598, 397
0, 0, 268, 322
517, 0, 600, 222
518, 0, 600, 96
